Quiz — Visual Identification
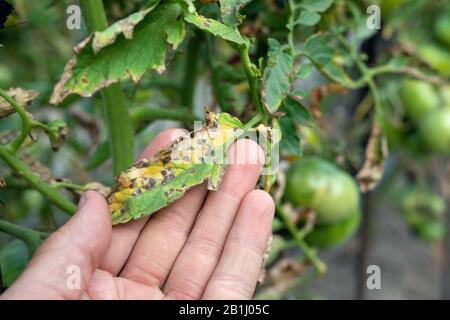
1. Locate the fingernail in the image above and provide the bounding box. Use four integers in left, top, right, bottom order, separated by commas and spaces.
77, 192, 89, 210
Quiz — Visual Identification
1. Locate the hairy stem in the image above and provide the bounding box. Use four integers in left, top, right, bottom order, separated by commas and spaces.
286, 0, 297, 56
0, 219, 48, 253
79, 0, 134, 175
0, 88, 31, 153
276, 204, 327, 274
0, 146, 77, 214
238, 44, 264, 116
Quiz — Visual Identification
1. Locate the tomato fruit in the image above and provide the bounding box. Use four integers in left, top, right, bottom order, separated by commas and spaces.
418, 44, 450, 76
400, 79, 439, 121
434, 14, 450, 48
284, 157, 360, 224
419, 107, 450, 154
401, 188, 446, 242
304, 209, 361, 248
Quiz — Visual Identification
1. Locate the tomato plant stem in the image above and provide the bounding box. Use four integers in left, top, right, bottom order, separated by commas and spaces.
79, 0, 134, 175
0, 88, 31, 153
181, 32, 200, 110
286, 0, 297, 56
238, 45, 264, 117
276, 204, 327, 275
0, 146, 77, 215
0, 219, 48, 254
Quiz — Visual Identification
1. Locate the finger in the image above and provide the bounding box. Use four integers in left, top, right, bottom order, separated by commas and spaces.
119, 183, 207, 287
100, 128, 187, 275
202, 190, 274, 300
2, 191, 111, 300
85, 269, 164, 300
164, 139, 264, 299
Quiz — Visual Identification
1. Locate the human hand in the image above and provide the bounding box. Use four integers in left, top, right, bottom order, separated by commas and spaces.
1, 129, 275, 300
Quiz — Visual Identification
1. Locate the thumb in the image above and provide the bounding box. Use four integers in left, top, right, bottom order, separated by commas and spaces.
1, 191, 111, 300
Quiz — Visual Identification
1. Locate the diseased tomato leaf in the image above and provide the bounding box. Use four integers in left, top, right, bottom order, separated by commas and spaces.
108, 109, 246, 225
261, 38, 293, 114
184, 13, 247, 45
50, 2, 185, 104
219, 0, 254, 27
0, 88, 39, 118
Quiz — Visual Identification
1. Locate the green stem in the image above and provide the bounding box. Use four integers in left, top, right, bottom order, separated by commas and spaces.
131, 106, 200, 125
0, 146, 77, 214
276, 204, 327, 274
52, 181, 87, 191
286, 0, 297, 56
244, 113, 264, 130
0, 219, 49, 253
181, 32, 200, 110
0, 88, 32, 153
335, 32, 382, 111
79, 0, 134, 175
238, 44, 264, 116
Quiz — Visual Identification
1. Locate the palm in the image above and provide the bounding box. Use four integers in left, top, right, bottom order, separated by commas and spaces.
2, 129, 274, 300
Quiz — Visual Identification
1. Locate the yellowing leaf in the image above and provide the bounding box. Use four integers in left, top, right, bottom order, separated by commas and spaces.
108, 109, 245, 225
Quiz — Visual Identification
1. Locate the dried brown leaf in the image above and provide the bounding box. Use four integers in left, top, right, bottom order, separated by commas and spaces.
0, 88, 39, 118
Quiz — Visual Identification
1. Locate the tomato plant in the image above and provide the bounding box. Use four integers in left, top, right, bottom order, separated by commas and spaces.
0, 0, 449, 299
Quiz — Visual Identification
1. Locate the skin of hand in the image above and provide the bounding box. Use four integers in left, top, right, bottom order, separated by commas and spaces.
0, 128, 275, 300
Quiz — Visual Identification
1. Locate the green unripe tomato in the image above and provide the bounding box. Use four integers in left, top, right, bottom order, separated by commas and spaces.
399, 79, 439, 121
284, 157, 360, 224
304, 209, 361, 248
417, 221, 446, 242
378, 0, 405, 17
419, 107, 450, 154
441, 85, 450, 105
418, 44, 450, 76
402, 188, 446, 218
434, 14, 450, 48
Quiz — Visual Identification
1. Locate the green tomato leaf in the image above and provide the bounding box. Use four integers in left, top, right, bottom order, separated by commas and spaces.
301, 33, 355, 88
278, 115, 302, 156
184, 13, 247, 45
0, 240, 29, 287
219, 0, 254, 27
108, 109, 247, 225
295, 11, 321, 26
296, 63, 313, 79
165, 19, 186, 49
299, 0, 334, 13
261, 38, 293, 114
50, 2, 185, 104
282, 96, 312, 125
